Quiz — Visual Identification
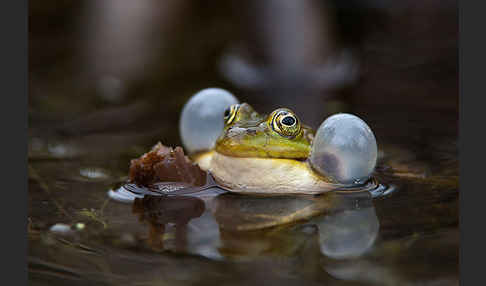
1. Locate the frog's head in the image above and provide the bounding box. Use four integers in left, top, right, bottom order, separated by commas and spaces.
215, 103, 314, 159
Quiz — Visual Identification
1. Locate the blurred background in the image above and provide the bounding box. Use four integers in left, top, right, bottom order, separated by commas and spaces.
29, 0, 457, 148
28, 1, 458, 285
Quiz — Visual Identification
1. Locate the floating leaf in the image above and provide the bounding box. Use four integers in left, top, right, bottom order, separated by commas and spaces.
129, 142, 206, 186
110, 142, 221, 200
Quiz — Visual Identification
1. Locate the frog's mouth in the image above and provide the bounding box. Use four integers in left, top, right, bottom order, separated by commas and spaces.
215, 127, 311, 160
214, 142, 310, 160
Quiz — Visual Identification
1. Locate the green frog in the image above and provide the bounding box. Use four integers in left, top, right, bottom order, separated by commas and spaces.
192, 103, 349, 194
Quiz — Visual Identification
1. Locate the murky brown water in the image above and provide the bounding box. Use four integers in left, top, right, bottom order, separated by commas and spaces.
27, 118, 459, 285
28, 1, 458, 285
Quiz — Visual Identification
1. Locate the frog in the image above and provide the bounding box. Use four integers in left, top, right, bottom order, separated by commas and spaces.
110, 89, 378, 203
192, 103, 351, 194
176, 87, 378, 195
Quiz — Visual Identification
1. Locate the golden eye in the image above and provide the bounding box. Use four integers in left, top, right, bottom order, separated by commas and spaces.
270, 108, 301, 138
224, 104, 240, 125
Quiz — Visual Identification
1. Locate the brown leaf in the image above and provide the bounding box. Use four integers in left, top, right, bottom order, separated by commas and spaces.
129, 142, 206, 187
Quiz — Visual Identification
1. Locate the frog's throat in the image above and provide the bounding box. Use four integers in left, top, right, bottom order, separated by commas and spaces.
191, 151, 213, 171
195, 151, 341, 194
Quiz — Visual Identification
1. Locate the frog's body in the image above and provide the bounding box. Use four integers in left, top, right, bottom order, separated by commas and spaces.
192, 103, 343, 194
207, 152, 338, 194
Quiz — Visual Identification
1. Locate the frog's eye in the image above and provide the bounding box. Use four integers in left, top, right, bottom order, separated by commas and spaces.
224, 104, 240, 125
271, 109, 301, 138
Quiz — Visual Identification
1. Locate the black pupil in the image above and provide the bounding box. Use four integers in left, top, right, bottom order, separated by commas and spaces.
224, 108, 230, 118
281, 116, 295, 126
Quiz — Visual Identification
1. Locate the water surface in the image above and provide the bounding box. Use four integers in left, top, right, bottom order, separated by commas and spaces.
28, 2, 458, 285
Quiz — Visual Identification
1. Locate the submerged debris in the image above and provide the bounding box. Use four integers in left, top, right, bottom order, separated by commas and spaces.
49, 223, 72, 234
78, 208, 108, 229
74, 222, 85, 230
79, 167, 109, 180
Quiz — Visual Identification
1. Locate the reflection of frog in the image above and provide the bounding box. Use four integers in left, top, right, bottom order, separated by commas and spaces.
213, 192, 332, 231
130, 188, 379, 261
211, 191, 378, 260
310, 192, 379, 259
193, 103, 372, 194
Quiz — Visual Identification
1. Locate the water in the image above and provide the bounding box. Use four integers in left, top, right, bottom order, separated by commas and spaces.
29, 2, 457, 285
27, 103, 458, 285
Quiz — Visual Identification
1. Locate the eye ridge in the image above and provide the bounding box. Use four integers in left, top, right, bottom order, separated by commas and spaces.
224, 104, 240, 125
270, 109, 301, 138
